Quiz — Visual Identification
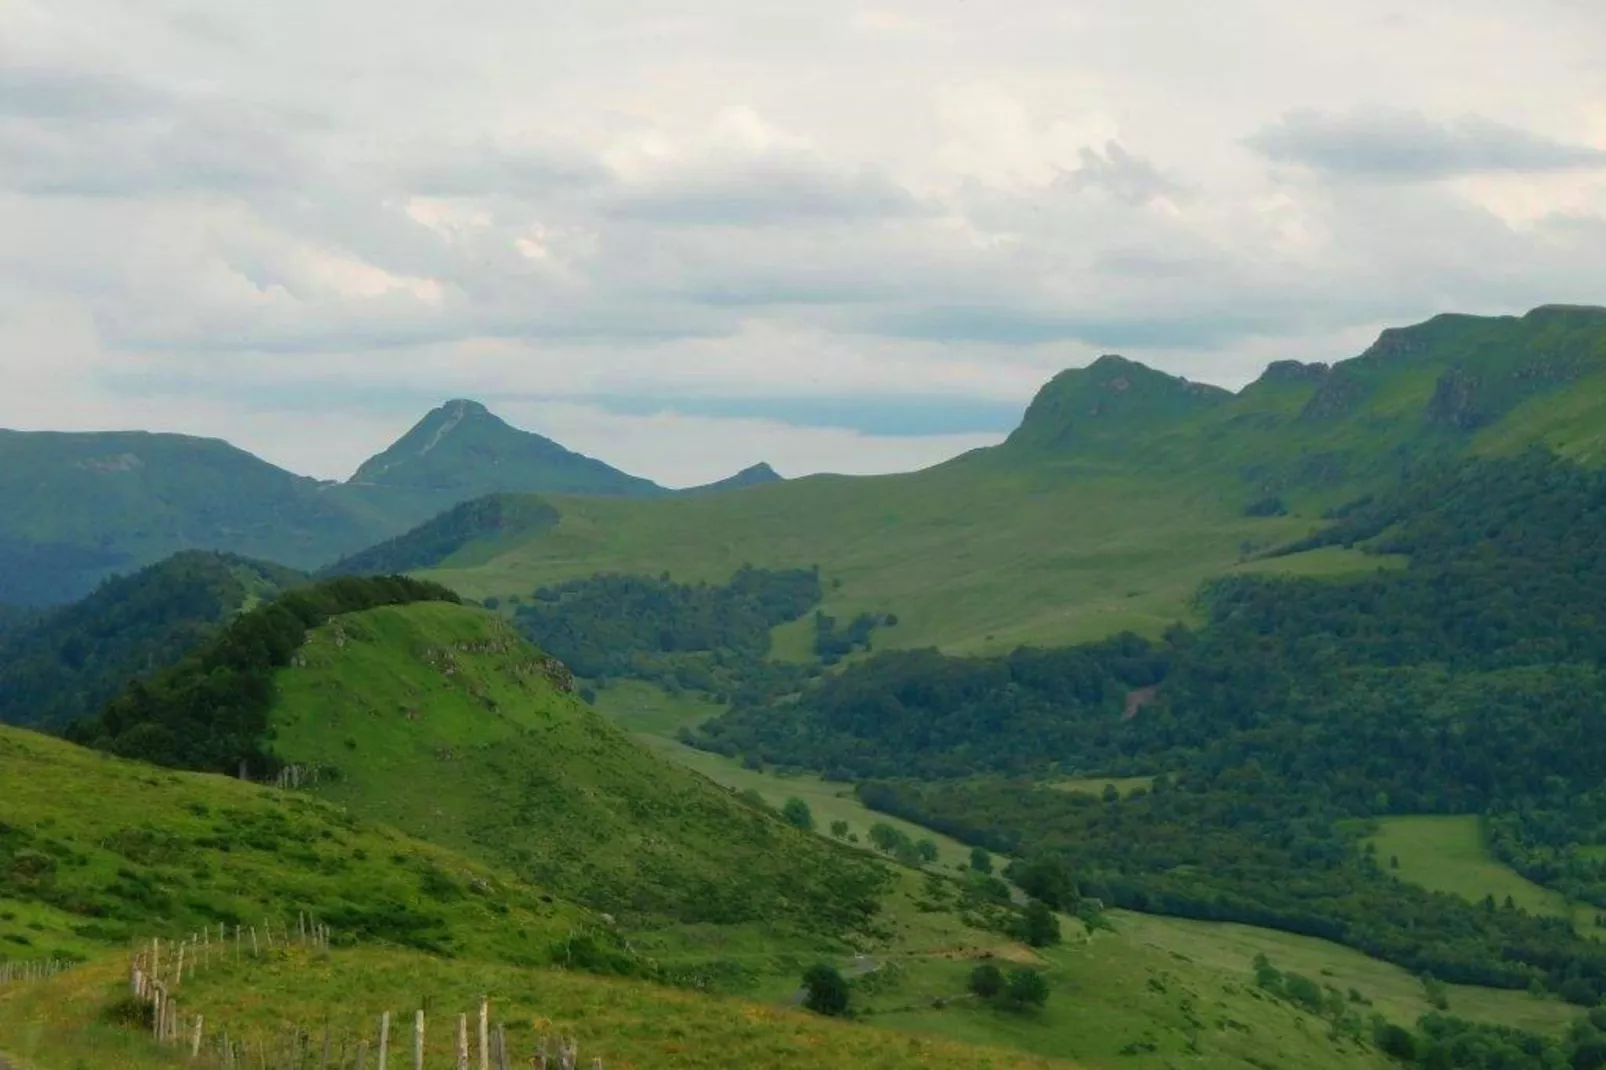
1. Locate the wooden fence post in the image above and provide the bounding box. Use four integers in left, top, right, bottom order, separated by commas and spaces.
192, 1014, 205, 1058
378, 1011, 391, 1070
478, 997, 489, 1070
457, 1013, 469, 1070
413, 1010, 424, 1070
495, 1024, 508, 1070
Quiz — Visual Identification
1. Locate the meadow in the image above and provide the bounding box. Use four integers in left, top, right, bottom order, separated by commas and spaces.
1367, 816, 1602, 934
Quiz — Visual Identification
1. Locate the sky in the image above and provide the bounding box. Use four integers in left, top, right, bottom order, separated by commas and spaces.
3, 1, 1605, 486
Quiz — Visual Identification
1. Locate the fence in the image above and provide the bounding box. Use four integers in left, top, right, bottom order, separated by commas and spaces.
0, 958, 72, 985
117, 917, 608, 1068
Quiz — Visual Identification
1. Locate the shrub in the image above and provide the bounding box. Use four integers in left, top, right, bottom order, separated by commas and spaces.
802, 964, 850, 1016
969, 963, 1004, 998
1004, 968, 1050, 1009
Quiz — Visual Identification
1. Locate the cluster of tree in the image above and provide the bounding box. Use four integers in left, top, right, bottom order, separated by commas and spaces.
692, 633, 1166, 778
320, 493, 559, 578
864, 821, 938, 866
1487, 788, 1606, 910
513, 566, 822, 685
683, 452, 1606, 1001
859, 777, 1606, 1004
0, 551, 305, 731
1385, 1011, 1606, 1070
812, 610, 894, 663
66, 576, 460, 774
968, 963, 1050, 1010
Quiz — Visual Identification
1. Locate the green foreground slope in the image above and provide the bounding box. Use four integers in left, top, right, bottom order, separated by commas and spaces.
267, 601, 889, 932
0, 726, 588, 966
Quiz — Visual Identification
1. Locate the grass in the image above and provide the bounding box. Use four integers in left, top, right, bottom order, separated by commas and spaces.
853, 909, 1581, 1070
425, 462, 1341, 657
269, 603, 893, 936
1367, 816, 1602, 934
1048, 776, 1156, 797
591, 681, 982, 870
0, 725, 589, 968
0, 947, 1083, 1070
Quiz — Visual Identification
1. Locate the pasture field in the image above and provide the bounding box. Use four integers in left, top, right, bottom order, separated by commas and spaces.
1367, 815, 1602, 933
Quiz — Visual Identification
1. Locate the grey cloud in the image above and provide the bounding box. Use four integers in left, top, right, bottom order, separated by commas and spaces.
1061, 141, 1185, 205
602, 162, 925, 226
1247, 108, 1606, 180
0, 63, 167, 120
402, 142, 610, 198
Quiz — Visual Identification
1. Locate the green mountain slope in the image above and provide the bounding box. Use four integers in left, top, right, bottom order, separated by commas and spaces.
422, 304, 1606, 655
333, 399, 667, 530
319, 493, 561, 578
0, 724, 590, 965
0, 430, 374, 604
0, 550, 303, 732
265, 600, 889, 931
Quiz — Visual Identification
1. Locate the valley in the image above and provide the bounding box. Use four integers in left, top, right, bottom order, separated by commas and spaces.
6, 306, 1606, 1069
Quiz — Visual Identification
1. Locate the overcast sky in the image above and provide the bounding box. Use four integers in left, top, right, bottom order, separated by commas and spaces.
4, 0, 1604, 485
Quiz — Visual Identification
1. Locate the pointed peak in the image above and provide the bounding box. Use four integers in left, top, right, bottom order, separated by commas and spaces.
682, 461, 785, 496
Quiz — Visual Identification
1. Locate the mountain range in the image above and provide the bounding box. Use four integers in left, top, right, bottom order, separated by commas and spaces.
0, 399, 780, 605
8, 303, 1606, 1070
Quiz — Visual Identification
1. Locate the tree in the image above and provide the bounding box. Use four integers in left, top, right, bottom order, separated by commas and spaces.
1009, 856, 1078, 910
969, 963, 1004, 999
1018, 898, 1062, 948
829, 819, 850, 839
1372, 1022, 1416, 1061
970, 846, 994, 874
802, 964, 850, 1016
916, 839, 939, 863
781, 797, 815, 832
1004, 969, 1050, 1009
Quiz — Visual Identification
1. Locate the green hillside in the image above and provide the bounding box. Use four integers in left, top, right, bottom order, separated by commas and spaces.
334, 399, 668, 530
0, 551, 304, 732
319, 493, 560, 578
0, 725, 591, 966
265, 600, 889, 932
0, 430, 373, 604
420, 306, 1606, 655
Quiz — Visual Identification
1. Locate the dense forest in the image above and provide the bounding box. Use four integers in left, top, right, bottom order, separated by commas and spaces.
68, 575, 459, 774
689, 451, 1606, 1003
0, 551, 304, 731
513, 566, 824, 696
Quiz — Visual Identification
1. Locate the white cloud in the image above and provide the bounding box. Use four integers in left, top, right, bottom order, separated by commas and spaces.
1, 0, 1604, 484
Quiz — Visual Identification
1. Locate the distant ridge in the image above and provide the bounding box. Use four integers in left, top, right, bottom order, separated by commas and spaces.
4, 303, 1605, 606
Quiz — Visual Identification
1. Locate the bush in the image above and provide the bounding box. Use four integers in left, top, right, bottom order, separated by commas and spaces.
1004, 968, 1050, 1009
1372, 1021, 1416, 1061
969, 963, 1004, 998
781, 797, 815, 832
802, 964, 850, 1016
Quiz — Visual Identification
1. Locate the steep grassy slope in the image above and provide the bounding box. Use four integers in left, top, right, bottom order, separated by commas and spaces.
424, 306, 1606, 655
0, 726, 589, 966
0, 551, 304, 731
266, 602, 889, 932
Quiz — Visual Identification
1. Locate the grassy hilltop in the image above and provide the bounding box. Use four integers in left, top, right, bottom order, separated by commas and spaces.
266, 600, 889, 935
